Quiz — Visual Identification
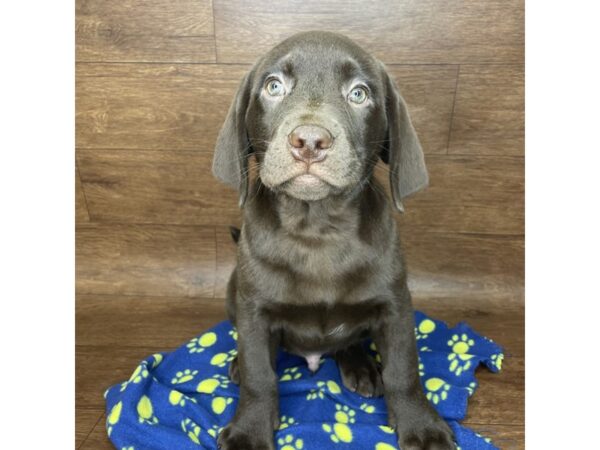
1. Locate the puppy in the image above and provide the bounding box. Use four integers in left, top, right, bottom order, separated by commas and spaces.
212, 31, 454, 450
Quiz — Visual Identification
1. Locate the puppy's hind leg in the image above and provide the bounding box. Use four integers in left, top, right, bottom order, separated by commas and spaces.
334, 343, 384, 398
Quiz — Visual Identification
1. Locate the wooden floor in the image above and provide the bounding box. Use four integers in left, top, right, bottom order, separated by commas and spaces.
76, 0, 524, 448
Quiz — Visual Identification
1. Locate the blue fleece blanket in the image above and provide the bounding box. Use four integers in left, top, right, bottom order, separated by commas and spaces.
104, 311, 504, 449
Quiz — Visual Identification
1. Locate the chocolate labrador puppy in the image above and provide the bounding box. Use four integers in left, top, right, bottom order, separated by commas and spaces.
212, 31, 454, 450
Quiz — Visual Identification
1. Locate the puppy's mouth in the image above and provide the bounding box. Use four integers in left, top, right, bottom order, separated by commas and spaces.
291, 173, 325, 187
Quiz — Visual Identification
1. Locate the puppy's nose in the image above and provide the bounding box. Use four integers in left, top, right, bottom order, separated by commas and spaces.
288, 125, 332, 164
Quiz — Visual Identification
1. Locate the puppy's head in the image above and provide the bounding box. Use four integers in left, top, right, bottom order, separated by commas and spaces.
213, 31, 427, 211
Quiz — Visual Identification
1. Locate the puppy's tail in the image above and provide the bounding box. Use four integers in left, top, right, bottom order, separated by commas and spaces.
229, 226, 241, 244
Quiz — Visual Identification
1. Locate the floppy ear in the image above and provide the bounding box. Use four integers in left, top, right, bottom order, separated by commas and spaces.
212, 71, 254, 207
380, 64, 429, 212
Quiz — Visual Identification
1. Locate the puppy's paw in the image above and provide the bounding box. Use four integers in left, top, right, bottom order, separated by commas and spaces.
336, 347, 383, 398
396, 415, 455, 450
217, 423, 275, 450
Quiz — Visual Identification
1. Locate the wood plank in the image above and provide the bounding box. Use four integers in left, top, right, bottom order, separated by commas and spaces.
461, 423, 524, 450
77, 149, 241, 225
75, 294, 523, 356
213, 0, 524, 64
76, 63, 248, 151
76, 165, 90, 223
76, 295, 227, 347
388, 155, 524, 234
387, 65, 458, 155
76, 408, 103, 448
76, 0, 215, 62
449, 65, 524, 155
76, 224, 216, 297
76, 63, 456, 154
79, 417, 112, 450
215, 227, 238, 299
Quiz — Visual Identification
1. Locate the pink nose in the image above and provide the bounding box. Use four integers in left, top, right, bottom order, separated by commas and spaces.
288, 125, 333, 164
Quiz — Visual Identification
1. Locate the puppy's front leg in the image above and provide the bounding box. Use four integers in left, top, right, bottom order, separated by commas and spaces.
373, 288, 455, 450
218, 311, 278, 450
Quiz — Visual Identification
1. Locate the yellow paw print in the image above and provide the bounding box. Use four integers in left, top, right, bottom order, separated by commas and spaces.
306, 380, 341, 400
424, 378, 451, 404
211, 396, 234, 414
207, 425, 222, 439
418, 361, 425, 377
334, 404, 356, 424
379, 425, 395, 434
490, 353, 504, 370
210, 350, 237, 368
129, 364, 149, 384
466, 381, 477, 396
121, 447, 135, 450
181, 418, 201, 445
447, 334, 475, 375
137, 395, 158, 425
369, 342, 381, 363
106, 401, 122, 437
171, 369, 198, 385
279, 415, 297, 430
168, 389, 195, 407
278, 434, 304, 449
360, 403, 376, 414
415, 318, 436, 340
151, 353, 163, 368
196, 374, 231, 394
280, 367, 302, 381
228, 328, 238, 341
187, 332, 217, 354
322, 422, 353, 444
375, 444, 397, 450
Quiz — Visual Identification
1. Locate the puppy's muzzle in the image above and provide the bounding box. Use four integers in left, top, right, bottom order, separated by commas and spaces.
288, 124, 333, 166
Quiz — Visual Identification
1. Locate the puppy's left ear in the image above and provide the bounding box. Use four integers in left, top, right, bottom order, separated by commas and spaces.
212, 70, 254, 207
379, 63, 428, 212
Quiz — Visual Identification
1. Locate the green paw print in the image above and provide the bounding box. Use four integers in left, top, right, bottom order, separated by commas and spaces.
181, 418, 201, 445
369, 342, 381, 363
137, 395, 158, 425
210, 350, 237, 368
279, 415, 297, 430
322, 422, 353, 444
306, 380, 342, 400
360, 403, 375, 414
196, 374, 231, 394
228, 328, 238, 341
187, 332, 217, 354
334, 404, 356, 424
106, 401, 122, 436
447, 334, 475, 375
415, 318, 436, 340
211, 396, 234, 414
278, 434, 304, 449
280, 367, 302, 381
424, 378, 451, 404
171, 369, 198, 385
490, 353, 504, 370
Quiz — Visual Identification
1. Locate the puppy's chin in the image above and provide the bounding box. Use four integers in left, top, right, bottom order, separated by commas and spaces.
283, 174, 331, 201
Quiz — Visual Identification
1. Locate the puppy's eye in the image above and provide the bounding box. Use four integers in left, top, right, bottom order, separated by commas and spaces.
348, 86, 368, 104
265, 78, 285, 96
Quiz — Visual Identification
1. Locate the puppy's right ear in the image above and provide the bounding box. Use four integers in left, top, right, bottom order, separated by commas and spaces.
212, 71, 254, 207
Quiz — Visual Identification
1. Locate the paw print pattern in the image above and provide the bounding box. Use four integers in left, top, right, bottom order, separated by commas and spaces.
306, 380, 342, 400
207, 425, 222, 439
447, 334, 476, 375
128, 364, 149, 384
106, 401, 122, 437
424, 378, 451, 404
379, 425, 395, 434
334, 404, 356, 424
170, 369, 198, 385
187, 332, 217, 354
490, 353, 504, 370
418, 361, 425, 377
121, 447, 135, 450
228, 328, 238, 341
415, 318, 436, 340
278, 434, 304, 449
280, 367, 302, 381
168, 390, 196, 407
466, 381, 477, 396
210, 350, 237, 368
181, 418, 201, 445
322, 422, 353, 444
279, 415, 297, 430
137, 395, 158, 425
375, 444, 397, 450
196, 374, 231, 394
360, 403, 375, 414
151, 353, 163, 368
211, 396, 234, 414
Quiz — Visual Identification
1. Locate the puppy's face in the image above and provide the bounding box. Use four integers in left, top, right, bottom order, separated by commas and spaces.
245, 33, 388, 202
